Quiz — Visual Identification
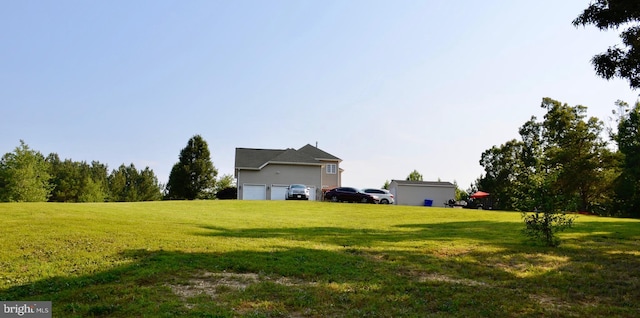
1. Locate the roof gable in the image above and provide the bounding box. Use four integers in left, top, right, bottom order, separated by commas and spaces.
298, 144, 341, 161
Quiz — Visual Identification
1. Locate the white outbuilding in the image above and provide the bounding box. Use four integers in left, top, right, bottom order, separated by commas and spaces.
388, 180, 456, 207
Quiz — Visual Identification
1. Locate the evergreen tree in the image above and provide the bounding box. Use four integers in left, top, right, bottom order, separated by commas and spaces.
88, 161, 109, 201
166, 135, 218, 200
138, 167, 162, 201
77, 177, 105, 202
107, 164, 132, 202
0, 140, 52, 202
47, 155, 108, 202
107, 164, 162, 202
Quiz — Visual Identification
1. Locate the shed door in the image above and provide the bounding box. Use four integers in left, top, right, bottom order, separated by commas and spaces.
308, 186, 317, 201
270, 185, 288, 200
243, 184, 266, 200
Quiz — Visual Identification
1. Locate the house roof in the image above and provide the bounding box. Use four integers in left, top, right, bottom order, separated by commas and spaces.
235, 148, 285, 169
298, 144, 341, 161
271, 148, 319, 165
235, 145, 339, 171
390, 180, 455, 187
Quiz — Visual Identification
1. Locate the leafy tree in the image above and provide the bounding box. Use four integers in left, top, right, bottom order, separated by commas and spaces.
541, 98, 614, 212
213, 174, 235, 198
406, 170, 423, 181
213, 174, 236, 200
509, 118, 547, 212
477, 139, 527, 210
166, 135, 218, 200
381, 180, 390, 190
478, 98, 616, 213
574, 0, 640, 89
612, 100, 640, 217
0, 140, 52, 202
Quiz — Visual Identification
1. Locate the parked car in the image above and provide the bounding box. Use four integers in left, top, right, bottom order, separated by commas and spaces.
324, 187, 378, 203
285, 184, 310, 200
362, 188, 394, 204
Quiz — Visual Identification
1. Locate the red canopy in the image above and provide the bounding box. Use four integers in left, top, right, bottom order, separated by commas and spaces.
470, 191, 490, 199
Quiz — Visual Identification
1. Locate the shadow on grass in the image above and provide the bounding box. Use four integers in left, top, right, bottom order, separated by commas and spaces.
1, 220, 639, 317
1, 247, 513, 317
198, 220, 526, 248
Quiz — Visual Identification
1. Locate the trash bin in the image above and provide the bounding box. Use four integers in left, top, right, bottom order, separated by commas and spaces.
424, 199, 433, 206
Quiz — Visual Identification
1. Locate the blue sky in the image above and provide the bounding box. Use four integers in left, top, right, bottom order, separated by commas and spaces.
1, 1, 638, 190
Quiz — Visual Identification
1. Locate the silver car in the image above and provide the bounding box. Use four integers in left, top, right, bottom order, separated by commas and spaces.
362, 188, 394, 204
285, 184, 310, 200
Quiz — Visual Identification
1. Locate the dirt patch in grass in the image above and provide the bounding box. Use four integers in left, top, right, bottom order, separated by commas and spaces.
418, 272, 488, 287
167, 271, 321, 316
167, 271, 316, 309
168, 272, 259, 301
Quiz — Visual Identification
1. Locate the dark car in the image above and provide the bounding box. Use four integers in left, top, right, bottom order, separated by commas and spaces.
324, 187, 378, 203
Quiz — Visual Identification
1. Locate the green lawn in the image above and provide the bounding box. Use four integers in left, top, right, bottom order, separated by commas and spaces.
1, 201, 638, 317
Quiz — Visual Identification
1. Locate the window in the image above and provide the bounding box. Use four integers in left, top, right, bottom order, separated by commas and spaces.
326, 164, 337, 174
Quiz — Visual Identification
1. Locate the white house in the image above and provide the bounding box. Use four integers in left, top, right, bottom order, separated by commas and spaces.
234, 144, 342, 200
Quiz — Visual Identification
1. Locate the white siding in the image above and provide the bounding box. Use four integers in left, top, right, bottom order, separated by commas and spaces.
237, 164, 322, 200
390, 181, 455, 206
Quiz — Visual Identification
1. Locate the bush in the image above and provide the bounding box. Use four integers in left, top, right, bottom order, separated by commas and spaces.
216, 187, 237, 200
521, 211, 576, 247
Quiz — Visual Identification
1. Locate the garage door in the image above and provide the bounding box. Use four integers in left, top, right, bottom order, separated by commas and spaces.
270, 185, 288, 200
242, 184, 266, 200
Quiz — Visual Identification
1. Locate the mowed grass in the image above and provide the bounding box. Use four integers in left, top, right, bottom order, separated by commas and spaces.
0, 201, 639, 317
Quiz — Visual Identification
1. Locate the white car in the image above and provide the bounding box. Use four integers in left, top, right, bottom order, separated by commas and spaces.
285, 184, 310, 200
362, 188, 394, 204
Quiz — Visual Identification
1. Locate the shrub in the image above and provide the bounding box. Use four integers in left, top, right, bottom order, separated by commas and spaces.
216, 187, 237, 200
521, 211, 576, 247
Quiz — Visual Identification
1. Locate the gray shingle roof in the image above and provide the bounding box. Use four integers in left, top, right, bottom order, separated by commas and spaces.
298, 144, 341, 161
235, 148, 285, 169
235, 145, 339, 170
271, 148, 319, 164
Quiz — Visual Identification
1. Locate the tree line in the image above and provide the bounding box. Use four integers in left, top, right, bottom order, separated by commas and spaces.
0, 135, 236, 202
475, 97, 640, 218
